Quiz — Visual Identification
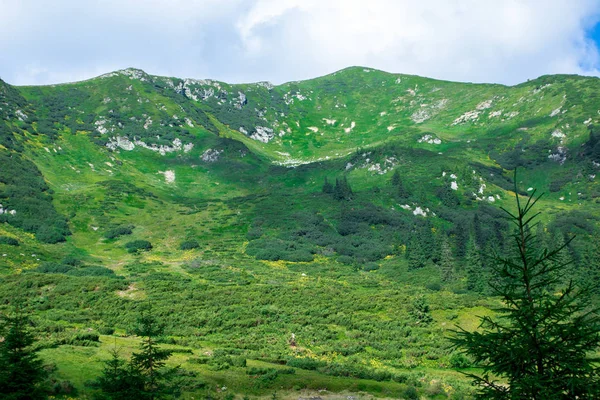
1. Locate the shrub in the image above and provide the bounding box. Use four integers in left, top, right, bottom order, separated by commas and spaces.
0, 236, 19, 246
286, 357, 325, 370
36, 262, 74, 274
35, 226, 67, 244
104, 225, 134, 239
179, 240, 200, 250
49, 379, 77, 396
403, 386, 419, 400
449, 352, 472, 369
61, 255, 82, 266
67, 331, 100, 346
125, 240, 152, 253
66, 265, 117, 277
97, 326, 115, 335
361, 262, 379, 272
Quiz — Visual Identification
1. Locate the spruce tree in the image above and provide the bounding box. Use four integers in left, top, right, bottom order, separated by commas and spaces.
0, 305, 47, 400
465, 236, 485, 293
322, 177, 333, 194
95, 311, 176, 400
333, 176, 353, 201
94, 348, 145, 400
391, 169, 401, 186
407, 233, 426, 270
130, 311, 175, 400
439, 235, 455, 282
453, 185, 600, 399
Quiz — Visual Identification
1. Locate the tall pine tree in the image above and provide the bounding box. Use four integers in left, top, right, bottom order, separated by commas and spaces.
453, 185, 600, 399
0, 305, 48, 400
131, 311, 174, 400
465, 235, 485, 293
95, 310, 176, 400
439, 235, 455, 282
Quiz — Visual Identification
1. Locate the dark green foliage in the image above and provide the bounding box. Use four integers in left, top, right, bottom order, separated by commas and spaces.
67, 331, 100, 346
491, 135, 552, 170
403, 386, 419, 400
465, 236, 487, 293
321, 177, 334, 194
95, 311, 176, 400
407, 232, 427, 270
286, 357, 326, 371
93, 349, 146, 400
581, 124, 600, 162
391, 169, 411, 200
410, 296, 433, 325
246, 238, 314, 262
453, 184, 600, 399
436, 184, 460, 207
333, 176, 353, 201
0, 236, 19, 246
35, 262, 119, 278
438, 235, 454, 282
449, 352, 472, 369
247, 367, 295, 388
98, 326, 115, 335
62, 255, 83, 266
0, 121, 22, 151
105, 225, 134, 239
66, 265, 117, 278
130, 311, 176, 399
126, 240, 153, 253
0, 306, 48, 400
0, 152, 70, 243
179, 240, 200, 250
36, 261, 75, 274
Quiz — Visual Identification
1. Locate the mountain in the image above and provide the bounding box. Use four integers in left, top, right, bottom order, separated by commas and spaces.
0, 67, 599, 398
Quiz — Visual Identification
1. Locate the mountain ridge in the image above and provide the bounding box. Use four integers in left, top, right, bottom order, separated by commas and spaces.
7, 65, 600, 89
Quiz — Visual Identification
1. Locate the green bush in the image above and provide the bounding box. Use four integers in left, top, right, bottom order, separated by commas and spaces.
125, 240, 153, 253
404, 386, 419, 400
61, 256, 82, 266
179, 240, 200, 250
97, 326, 115, 335
104, 225, 134, 239
361, 262, 379, 272
66, 265, 117, 278
449, 352, 472, 369
36, 262, 74, 274
0, 236, 19, 246
286, 357, 325, 371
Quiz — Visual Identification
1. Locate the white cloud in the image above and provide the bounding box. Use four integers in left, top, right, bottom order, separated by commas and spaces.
0, 0, 599, 85
235, 0, 600, 84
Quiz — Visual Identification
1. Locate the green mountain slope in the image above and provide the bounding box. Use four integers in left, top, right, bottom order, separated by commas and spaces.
0, 68, 599, 398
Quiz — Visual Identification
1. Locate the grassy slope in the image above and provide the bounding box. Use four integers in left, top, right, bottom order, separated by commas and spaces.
0, 68, 599, 398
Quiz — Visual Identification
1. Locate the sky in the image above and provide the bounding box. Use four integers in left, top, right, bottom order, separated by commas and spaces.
1, 0, 600, 86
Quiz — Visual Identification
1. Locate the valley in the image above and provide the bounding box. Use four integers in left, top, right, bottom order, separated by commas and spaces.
1, 66, 600, 399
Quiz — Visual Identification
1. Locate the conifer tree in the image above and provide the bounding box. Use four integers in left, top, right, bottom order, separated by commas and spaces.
465, 236, 485, 293
333, 176, 353, 201
453, 184, 600, 399
0, 305, 47, 400
439, 235, 455, 282
95, 311, 176, 400
130, 311, 175, 400
322, 177, 333, 194
407, 233, 426, 270
390, 170, 410, 199
94, 348, 145, 400
391, 169, 401, 186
